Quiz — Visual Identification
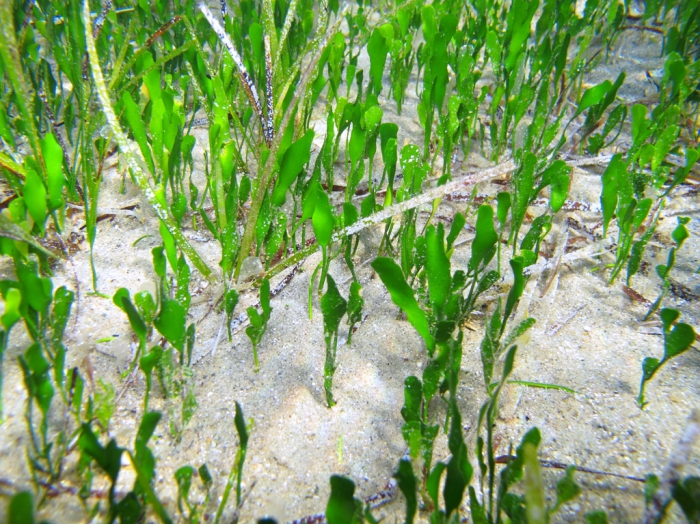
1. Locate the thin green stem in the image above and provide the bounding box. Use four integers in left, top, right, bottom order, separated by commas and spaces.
214, 449, 241, 524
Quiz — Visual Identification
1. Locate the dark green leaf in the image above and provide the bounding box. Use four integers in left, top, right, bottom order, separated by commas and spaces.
78, 423, 122, 482
631, 198, 652, 233
367, 25, 393, 95
602, 105, 627, 140
504, 427, 541, 489
240, 175, 251, 204
0, 102, 16, 149
158, 222, 178, 273
51, 286, 73, 345
348, 107, 366, 170
421, 5, 437, 44
480, 308, 501, 387
672, 217, 690, 248
135, 411, 161, 464
600, 155, 625, 236
641, 357, 660, 382
672, 476, 700, 523
94, 385, 116, 437
402, 420, 421, 457
256, 192, 273, 251
248, 308, 262, 330
8, 491, 35, 524
520, 214, 551, 256
326, 475, 360, 524
272, 130, 315, 206
652, 125, 679, 173
152, 246, 166, 280
361, 192, 376, 218
664, 322, 695, 359
512, 153, 536, 245
660, 308, 680, 332
170, 193, 187, 225
427, 462, 446, 510
260, 279, 271, 320
23, 344, 53, 415
321, 276, 348, 335
175, 466, 194, 500
555, 466, 581, 508
627, 221, 656, 285
395, 459, 417, 524
538, 161, 571, 213
199, 464, 213, 486
645, 474, 660, 506
444, 406, 471, 517
503, 257, 525, 329
502, 344, 518, 381
469, 486, 488, 524
638, 356, 660, 407
343, 203, 359, 227
186, 324, 195, 367
234, 401, 248, 448
346, 281, 363, 344
631, 104, 650, 147
116, 491, 143, 523
585, 511, 609, 524
422, 350, 447, 403
134, 290, 157, 326
400, 376, 422, 424
140, 347, 160, 377
24, 342, 48, 375
446, 213, 465, 251
478, 270, 500, 295
16, 258, 52, 314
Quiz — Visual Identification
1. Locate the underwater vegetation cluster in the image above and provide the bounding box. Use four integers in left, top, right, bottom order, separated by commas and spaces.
0, 0, 699, 521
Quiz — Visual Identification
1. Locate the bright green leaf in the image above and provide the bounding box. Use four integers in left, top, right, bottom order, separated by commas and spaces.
272, 130, 315, 206
425, 224, 451, 314
154, 299, 186, 352
372, 257, 434, 351
575, 80, 612, 118
469, 205, 498, 272
312, 191, 334, 248
23, 169, 47, 232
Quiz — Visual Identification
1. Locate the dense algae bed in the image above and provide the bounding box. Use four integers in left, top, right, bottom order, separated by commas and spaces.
0, 0, 699, 522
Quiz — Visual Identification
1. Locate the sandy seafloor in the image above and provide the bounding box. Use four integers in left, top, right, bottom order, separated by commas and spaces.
1, 14, 700, 524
